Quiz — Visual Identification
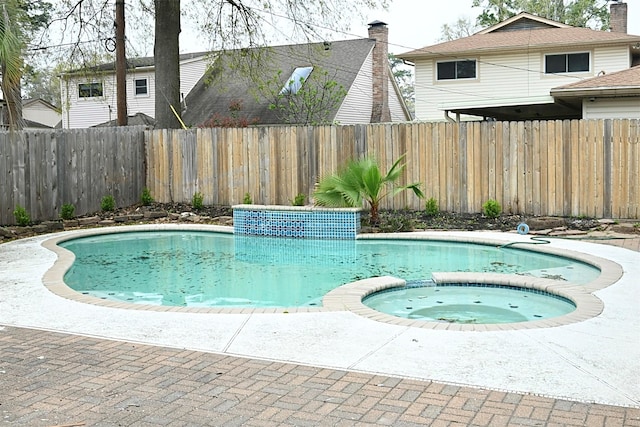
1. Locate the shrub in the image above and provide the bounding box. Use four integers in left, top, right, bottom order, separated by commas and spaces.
292, 193, 306, 206
101, 195, 116, 212
482, 199, 502, 219
425, 197, 439, 216
243, 192, 252, 204
192, 192, 204, 210
140, 187, 154, 206
13, 205, 30, 226
60, 203, 75, 220
313, 154, 423, 225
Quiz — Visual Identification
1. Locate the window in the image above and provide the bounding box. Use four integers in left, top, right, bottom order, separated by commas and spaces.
135, 78, 148, 95
78, 82, 103, 98
437, 60, 476, 80
545, 53, 589, 74
280, 66, 313, 95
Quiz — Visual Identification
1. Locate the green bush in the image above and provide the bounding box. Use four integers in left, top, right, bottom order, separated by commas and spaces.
243, 192, 252, 204
101, 195, 116, 212
425, 197, 439, 216
60, 203, 75, 220
13, 205, 30, 226
140, 187, 154, 206
292, 193, 306, 206
482, 199, 502, 219
192, 192, 204, 210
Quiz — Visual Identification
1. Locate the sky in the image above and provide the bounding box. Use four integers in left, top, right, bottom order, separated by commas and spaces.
180, 0, 640, 55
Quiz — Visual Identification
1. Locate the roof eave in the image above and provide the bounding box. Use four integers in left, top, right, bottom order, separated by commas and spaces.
551, 87, 640, 98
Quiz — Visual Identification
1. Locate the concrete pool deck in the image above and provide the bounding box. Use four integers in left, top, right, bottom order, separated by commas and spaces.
1, 226, 639, 425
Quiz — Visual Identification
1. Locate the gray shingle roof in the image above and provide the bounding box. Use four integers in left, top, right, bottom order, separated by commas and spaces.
399, 16, 640, 59
181, 38, 375, 126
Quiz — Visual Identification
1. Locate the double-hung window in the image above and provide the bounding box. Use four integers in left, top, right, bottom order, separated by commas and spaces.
135, 78, 148, 95
437, 60, 476, 80
545, 52, 589, 74
78, 82, 103, 98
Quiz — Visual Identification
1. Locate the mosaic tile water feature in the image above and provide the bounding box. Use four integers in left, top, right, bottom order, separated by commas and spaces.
232, 205, 361, 239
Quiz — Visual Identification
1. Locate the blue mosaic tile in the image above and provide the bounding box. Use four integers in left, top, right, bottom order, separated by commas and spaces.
233, 206, 360, 239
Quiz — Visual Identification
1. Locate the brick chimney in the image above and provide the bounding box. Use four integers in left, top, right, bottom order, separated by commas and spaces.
610, 1, 627, 34
368, 20, 391, 123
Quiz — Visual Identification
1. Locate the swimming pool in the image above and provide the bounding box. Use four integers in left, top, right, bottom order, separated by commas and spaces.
59, 230, 601, 308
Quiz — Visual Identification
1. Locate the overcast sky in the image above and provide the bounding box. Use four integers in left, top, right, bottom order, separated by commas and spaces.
180, 0, 640, 54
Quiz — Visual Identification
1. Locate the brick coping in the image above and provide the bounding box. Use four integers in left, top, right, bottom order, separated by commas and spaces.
41, 224, 623, 331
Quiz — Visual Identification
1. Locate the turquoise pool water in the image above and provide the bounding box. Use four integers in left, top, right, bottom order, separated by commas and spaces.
60, 231, 600, 308
363, 282, 576, 324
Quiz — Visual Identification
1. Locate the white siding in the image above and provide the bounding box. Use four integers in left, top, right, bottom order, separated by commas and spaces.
62, 75, 116, 128
179, 57, 209, 96
334, 50, 373, 124
23, 102, 61, 128
583, 98, 640, 119
61, 56, 209, 128
414, 45, 632, 121
388, 75, 408, 122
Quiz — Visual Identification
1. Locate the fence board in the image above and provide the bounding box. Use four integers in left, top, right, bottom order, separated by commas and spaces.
2, 121, 640, 225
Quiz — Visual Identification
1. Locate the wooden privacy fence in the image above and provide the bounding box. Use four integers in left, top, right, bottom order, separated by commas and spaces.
0, 127, 146, 225
147, 119, 639, 219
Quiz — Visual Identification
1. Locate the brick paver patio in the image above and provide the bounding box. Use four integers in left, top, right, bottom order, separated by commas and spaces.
1, 324, 639, 427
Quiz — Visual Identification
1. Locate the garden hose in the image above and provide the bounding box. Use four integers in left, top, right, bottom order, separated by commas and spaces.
499, 222, 551, 248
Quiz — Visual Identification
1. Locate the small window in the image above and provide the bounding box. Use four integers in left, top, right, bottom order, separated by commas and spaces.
545, 53, 589, 74
437, 60, 476, 80
280, 66, 313, 95
135, 78, 148, 95
78, 82, 103, 98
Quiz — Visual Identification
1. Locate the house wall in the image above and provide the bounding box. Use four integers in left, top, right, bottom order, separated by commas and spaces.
583, 98, 640, 119
388, 75, 408, 122
61, 56, 209, 129
414, 45, 632, 121
23, 102, 61, 128
334, 51, 374, 124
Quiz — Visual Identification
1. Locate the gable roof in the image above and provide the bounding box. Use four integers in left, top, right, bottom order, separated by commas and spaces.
551, 65, 640, 97
23, 98, 59, 111
93, 112, 156, 128
182, 38, 376, 126
477, 12, 570, 34
399, 13, 640, 59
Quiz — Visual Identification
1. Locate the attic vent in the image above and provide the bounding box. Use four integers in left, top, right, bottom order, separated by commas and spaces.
280, 66, 313, 95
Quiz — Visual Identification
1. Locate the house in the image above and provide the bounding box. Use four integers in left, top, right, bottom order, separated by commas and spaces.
23, 98, 62, 129
182, 21, 411, 126
551, 65, 640, 119
59, 52, 210, 128
59, 22, 410, 128
0, 97, 61, 130
398, 2, 640, 121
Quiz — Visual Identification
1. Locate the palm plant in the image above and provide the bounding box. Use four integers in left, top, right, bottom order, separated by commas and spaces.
0, 0, 26, 130
313, 154, 424, 225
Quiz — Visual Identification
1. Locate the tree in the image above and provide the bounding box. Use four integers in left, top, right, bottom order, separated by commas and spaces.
439, 17, 479, 42
261, 67, 347, 125
154, 0, 181, 129
22, 64, 61, 106
51, 0, 388, 129
313, 155, 424, 225
472, 0, 609, 29
0, 0, 51, 130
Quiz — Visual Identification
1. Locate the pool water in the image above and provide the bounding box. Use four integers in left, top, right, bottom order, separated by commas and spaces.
60, 231, 600, 308
363, 282, 576, 324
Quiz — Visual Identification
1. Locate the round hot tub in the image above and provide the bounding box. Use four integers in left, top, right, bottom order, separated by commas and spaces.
362, 280, 576, 324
